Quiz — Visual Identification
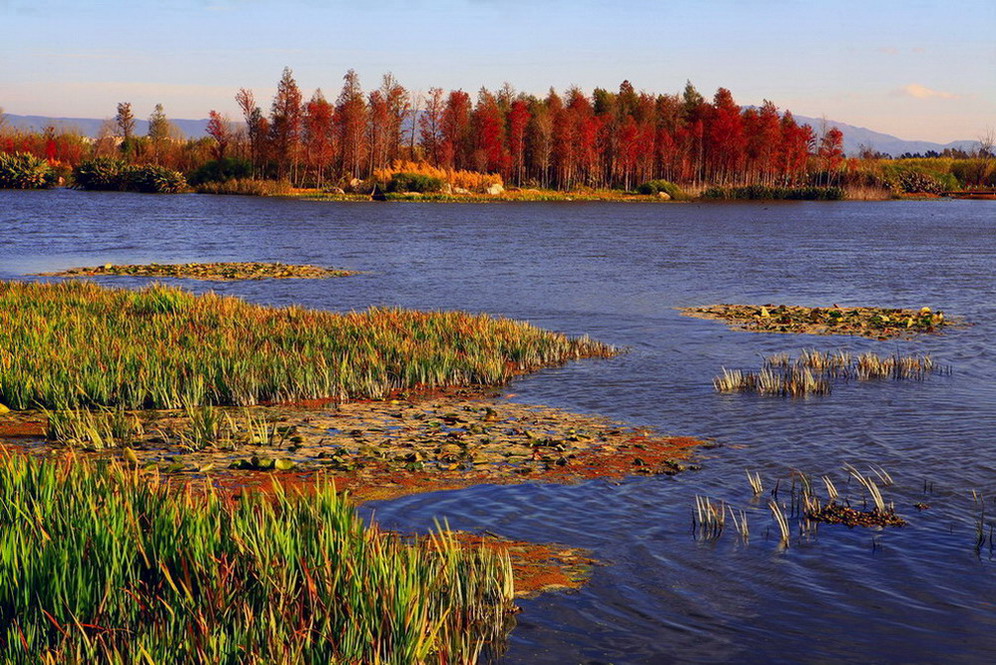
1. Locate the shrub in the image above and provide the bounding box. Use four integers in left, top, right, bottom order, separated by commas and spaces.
187, 157, 253, 185
896, 170, 944, 194
702, 186, 731, 199
122, 164, 187, 193
387, 171, 445, 193
72, 159, 186, 193
373, 160, 502, 193
636, 179, 685, 199
72, 157, 126, 191
0, 152, 57, 189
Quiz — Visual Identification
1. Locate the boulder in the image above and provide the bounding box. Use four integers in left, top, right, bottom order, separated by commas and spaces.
486, 183, 505, 195
453, 186, 471, 195
657, 191, 671, 200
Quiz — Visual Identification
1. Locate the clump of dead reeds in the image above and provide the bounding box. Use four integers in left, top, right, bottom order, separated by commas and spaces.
716, 349, 945, 397
714, 365, 831, 397
856, 352, 937, 380
693, 496, 727, 540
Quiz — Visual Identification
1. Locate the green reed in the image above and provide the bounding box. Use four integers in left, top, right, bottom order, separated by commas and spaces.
0, 280, 615, 411
0, 454, 515, 664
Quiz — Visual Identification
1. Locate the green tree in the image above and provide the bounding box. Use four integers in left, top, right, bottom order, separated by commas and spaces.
269, 67, 303, 182
115, 102, 135, 141
148, 103, 170, 141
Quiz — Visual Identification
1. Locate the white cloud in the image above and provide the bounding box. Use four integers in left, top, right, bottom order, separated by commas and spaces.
895, 83, 959, 100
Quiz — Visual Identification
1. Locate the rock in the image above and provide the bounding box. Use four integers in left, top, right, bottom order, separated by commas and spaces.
441, 183, 453, 194
348, 178, 365, 193
0, 403, 9, 414
657, 191, 671, 200
453, 187, 471, 195
324, 186, 345, 195
486, 183, 505, 195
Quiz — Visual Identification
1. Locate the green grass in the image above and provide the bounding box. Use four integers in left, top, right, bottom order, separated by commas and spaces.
0, 280, 615, 411
0, 454, 515, 663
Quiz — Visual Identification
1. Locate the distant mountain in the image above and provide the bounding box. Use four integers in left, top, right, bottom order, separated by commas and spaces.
1, 112, 979, 158
784, 114, 978, 157
2, 115, 210, 140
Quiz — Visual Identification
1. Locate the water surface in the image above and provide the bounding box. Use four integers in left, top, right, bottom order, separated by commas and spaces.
3, 190, 995, 663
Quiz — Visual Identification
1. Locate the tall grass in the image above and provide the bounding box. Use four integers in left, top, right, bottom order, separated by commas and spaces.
0, 454, 515, 663
0, 281, 614, 410
195, 178, 293, 196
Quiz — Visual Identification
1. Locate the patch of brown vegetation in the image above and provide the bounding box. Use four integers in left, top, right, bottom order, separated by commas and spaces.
34, 262, 356, 281
682, 303, 953, 339
0, 413, 46, 438
443, 532, 597, 598
806, 503, 907, 528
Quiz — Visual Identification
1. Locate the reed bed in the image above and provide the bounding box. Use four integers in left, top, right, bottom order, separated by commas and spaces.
856, 352, 936, 380
0, 454, 515, 663
0, 280, 615, 411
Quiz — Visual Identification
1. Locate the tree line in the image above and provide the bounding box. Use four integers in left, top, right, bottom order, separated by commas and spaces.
205, 68, 841, 190
5, 70, 994, 194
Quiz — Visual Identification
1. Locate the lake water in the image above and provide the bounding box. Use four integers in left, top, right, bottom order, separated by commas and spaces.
2, 189, 995, 663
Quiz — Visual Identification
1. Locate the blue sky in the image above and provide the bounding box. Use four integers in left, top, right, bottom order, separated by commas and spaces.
2, 0, 993, 142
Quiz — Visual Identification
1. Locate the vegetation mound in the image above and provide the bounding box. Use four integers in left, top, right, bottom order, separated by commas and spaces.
0, 281, 615, 410
36, 262, 355, 281
72, 158, 186, 193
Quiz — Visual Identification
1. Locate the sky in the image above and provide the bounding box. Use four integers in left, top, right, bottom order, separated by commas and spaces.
1, 0, 993, 143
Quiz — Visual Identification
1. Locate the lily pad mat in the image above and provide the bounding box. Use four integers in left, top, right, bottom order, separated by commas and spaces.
3, 395, 703, 504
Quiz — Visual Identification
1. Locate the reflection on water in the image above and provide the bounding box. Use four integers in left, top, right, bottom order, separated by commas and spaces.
2, 190, 996, 663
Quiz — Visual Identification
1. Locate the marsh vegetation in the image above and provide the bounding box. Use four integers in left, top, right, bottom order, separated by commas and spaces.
0, 454, 516, 663
0, 280, 613, 411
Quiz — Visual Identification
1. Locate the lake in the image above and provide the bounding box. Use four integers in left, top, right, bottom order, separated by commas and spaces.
2, 189, 995, 663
